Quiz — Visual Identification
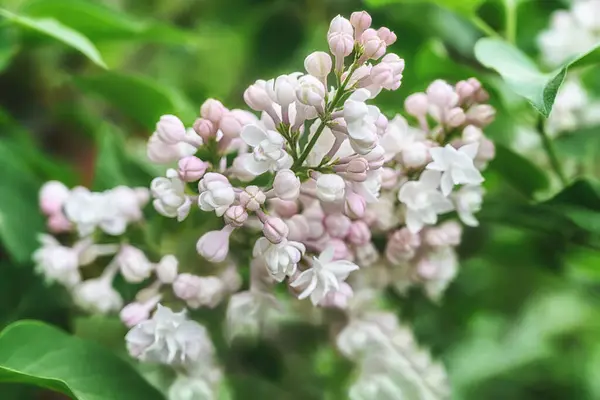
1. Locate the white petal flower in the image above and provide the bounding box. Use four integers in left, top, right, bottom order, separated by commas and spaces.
316, 174, 346, 203
151, 169, 192, 221
290, 246, 359, 305
72, 265, 123, 314
426, 143, 484, 196
33, 234, 81, 287
125, 304, 214, 366
253, 237, 305, 282
198, 173, 235, 217
240, 124, 292, 175
116, 245, 154, 283
451, 185, 484, 227
63, 187, 105, 236
398, 170, 454, 233
343, 89, 380, 155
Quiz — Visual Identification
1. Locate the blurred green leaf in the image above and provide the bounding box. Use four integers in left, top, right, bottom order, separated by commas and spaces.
0, 25, 18, 72
474, 38, 600, 117
0, 320, 163, 400
542, 179, 600, 235
563, 245, 600, 282
76, 72, 196, 129
366, 0, 485, 16
0, 8, 107, 68
487, 143, 550, 198
21, 0, 196, 45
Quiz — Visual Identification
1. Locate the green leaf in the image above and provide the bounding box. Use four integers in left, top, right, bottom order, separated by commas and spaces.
542, 179, 600, 234
474, 38, 600, 117
21, 0, 196, 45
0, 320, 163, 400
0, 8, 106, 68
487, 144, 550, 198
365, 0, 485, 16
563, 245, 600, 282
0, 25, 18, 72
76, 72, 196, 129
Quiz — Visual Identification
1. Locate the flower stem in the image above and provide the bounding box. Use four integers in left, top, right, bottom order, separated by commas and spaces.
537, 117, 567, 187
471, 15, 501, 39
504, 0, 517, 44
293, 63, 358, 169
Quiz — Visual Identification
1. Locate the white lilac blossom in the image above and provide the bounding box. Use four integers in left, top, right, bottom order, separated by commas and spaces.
253, 237, 305, 282
451, 185, 484, 227
225, 290, 282, 340
33, 234, 82, 287
116, 245, 154, 283
290, 246, 359, 305
198, 173, 235, 216
398, 171, 454, 233
239, 124, 293, 174
126, 304, 214, 366
151, 169, 192, 221
73, 261, 123, 314
426, 143, 483, 196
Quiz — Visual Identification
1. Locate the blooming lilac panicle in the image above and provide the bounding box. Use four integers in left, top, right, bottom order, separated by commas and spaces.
253, 237, 305, 282
426, 143, 483, 196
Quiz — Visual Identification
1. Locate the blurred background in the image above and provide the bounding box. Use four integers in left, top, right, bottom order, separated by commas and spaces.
0, 0, 599, 399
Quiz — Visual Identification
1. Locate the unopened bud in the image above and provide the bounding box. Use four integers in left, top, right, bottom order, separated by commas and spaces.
224, 205, 248, 227
304, 51, 333, 80
193, 118, 216, 143
244, 80, 273, 111
328, 16, 354, 58
446, 107, 466, 128
361, 28, 386, 60
239, 185, 266, 211
156, 255, 178, 284
39, 181, 70, 216
347, 220, 371, 245
426, 80, 458, 107
345, 158, 369, 182
344, 192, 366, 219
462, 125, 483, 143
270, 198, 298, 218
273, 169, 301, 201
401, 142, 429, 169
200, 98, 226, 123
263, 217, 289, 244
350, 11, 372, 40
156, 115, 186, 144
404, 93, 429, 117
286, 215, 310, 242
377, 27, 397, 46
466, 104, 495, 126
178, 156, 208, 182
296, 75, 326, 108
324, 213, 352, 238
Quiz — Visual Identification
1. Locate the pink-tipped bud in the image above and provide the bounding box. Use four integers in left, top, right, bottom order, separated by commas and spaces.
426, 80, 458, 107
401, 142, 429, 169
466, 104, 496, 127
462, 125, 483, 143
404, 93, 429, 117
296, 75, 326, 108
345, 158, 369, 182
173, 273, 202, 301
385, 227, 421, 264
270, 198, 298, 218
220, 109, 255, 139
156, 255, 178, 284
239, 185, 266, 211
375, 113, 389, 135
193, 118, 216, 143
347, 220, 371, 245
377, 27, 397, 46
446, 107, 466, 128
178, 156, 208, 182
455, 80, 475, 102
381, 167, 399, 189
244, 80, 273, 111
364, 145, 385, 170
120, 301, 155, 328
350, 11, 372, 40
361, 29, 386, 60
304, 51, 333, 80
200, 98, 226, 123
40, 181, 70, 216
424, 221, 462, 247
286, 215, 310, 242
273, 169, 301, 201
330, 238, 351, 260
475, 137, 495, 168
328, 16, 354, 58
344, 192, 366, 219
224, 205, 248, 227
319, 282, 353, 309
263, 217, 289, 244
324, 213, 352, 238
47, 213, 72, 233
156, 115, 186, 144
196, 227, 232, 262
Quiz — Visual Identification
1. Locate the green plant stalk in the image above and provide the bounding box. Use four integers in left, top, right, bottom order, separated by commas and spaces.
537, 117, 567, 187
471, 15, 501, 39
293, 63, 358, 169
504, 0, 517, 44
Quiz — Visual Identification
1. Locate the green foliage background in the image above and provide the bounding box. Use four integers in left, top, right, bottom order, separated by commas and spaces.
0, 0, 599, 398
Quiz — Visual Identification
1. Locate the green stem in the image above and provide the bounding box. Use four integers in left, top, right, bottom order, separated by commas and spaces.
504, 0, 517, 44
537, 117, 567, 187
292, 63, 358, 169
471, 15, 501, 39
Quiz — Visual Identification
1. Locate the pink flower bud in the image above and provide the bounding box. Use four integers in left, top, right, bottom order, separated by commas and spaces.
304, 51, 333, 79
286, 214, 310, 242
239, 185, 266, 211
193, 118, 216, 143
455, 80, 475, 103
173, 273, 202, 300
375, 113, 388, 135
328, 16, 354, 58
324, 213, 352, 238
355, 242, 379, 266
462, 125, 483, 143
404, 93, 429, 117
40, 181, 70, 216
263, 217, 289, 244
344, 192, 366, 219
220, 109, 254, 139
475, 137, 495, 168
361, 29, 386, 60
47, 212, 72, 233
417, 258, 438, 279
178, 156, 208, 182
380, 167, 399, 189
244, 80, 273, 111
273, 169, 301, 201
155, 115, 186, 144
196, 227, 233, 262
347, 220, 371, 245
426, 80, 458, 107
224, 205, 248, 227
377, 27, 397, 46
156, 255, 178, 284
270, 198, 298, 218
319, 282, 353, 308
200, 98, 226, 123
401, 142, 429, 169
424, 221, 462, 247
296, 75, 326, 107
330, 238, 351, 260
364, 145, 385, 169
120, 302, 152, 328
344, 158, 369, 182
466, 104, 496, 126
386, 227, 421, 264
446, 107, 466, 128
350, 11, 372, 39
